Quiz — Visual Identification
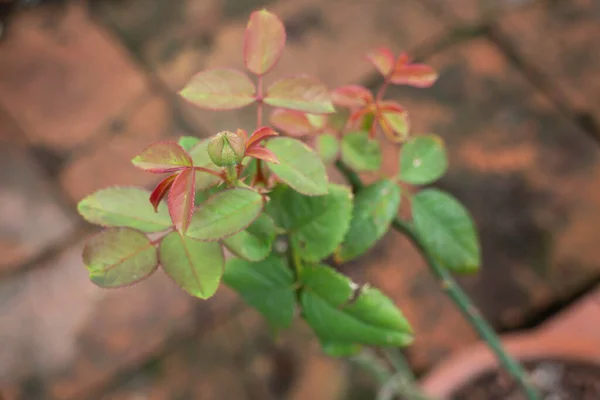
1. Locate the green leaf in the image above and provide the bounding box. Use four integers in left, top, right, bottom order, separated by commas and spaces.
194, 185, 223, 206
266, 137, 328, 196
319, 340, 362, 357
341, 131, 382, 172
266, 184, 353, 262
132, 141, 192, 173
300, 265, 413, 347
159, 232, 224, 299
178, 136, 201, 151
223, 214, 276, 262
188, 139, 221, 190
336, 180, 401, 262
223, 255, 295, 329
78, 187, 172, 232
244, 9, 286, 75
180, 68, 256, 110
264, 76, 335, 114
187, 188, 264, 241
411, 189, 480, 273
316, 134, 340, 163
83, 228, 158, 288
399, 135, 448, 185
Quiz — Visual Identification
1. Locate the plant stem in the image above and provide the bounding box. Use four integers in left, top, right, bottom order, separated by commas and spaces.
335, 161, 540, 400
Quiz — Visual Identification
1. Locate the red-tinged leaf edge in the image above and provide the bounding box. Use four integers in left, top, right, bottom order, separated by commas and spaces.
378, 101, 410, 143
150, 174, 177, 212
244, 9, 286, 76
263, 75, 335, 114
82, 227, 159, 289
190, 188, 266, 242
247, 127, 279, 149
180, 68, 257, 111
366, 47, 395, 77
269, 109, 316, 137
236, 128, 249, 143
168, 169, 196, 232
332, 85, 373, 108
246, 146, 280, 164
391, 64, 438, 88
132, 141, 193, 173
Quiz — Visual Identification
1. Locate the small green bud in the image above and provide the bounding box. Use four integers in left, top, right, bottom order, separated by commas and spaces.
207, 131, 245, 166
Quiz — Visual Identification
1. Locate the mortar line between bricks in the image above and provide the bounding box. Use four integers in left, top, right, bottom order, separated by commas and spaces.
81, 302, 250, 400
487, 23, 600, 144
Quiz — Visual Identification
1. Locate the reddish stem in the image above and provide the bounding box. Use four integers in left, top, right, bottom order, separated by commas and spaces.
375, 77, 390, 103
193, 166, 224, 179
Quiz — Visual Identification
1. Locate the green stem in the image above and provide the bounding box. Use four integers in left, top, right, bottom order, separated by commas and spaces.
335, 162, 539, 400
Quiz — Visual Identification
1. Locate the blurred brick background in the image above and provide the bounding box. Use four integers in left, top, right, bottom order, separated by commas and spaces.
0, 0, 599, 399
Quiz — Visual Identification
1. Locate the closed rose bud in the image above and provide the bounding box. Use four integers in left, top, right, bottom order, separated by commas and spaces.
207, 131, 245, 166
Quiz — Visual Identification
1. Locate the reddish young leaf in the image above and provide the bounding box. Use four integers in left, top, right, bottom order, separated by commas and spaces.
180, 68, 256, 110
391, 57, 438, 88
247, 127, 279, 149
270, 109, 316, 137
150, 174, 177, 211
244, 9, 286, 76
366, 47, 395, 77
264, 75, 335, 114
332, 85, 373, 108
132, 141, 193, 173
245, 146, 280, 164
378, 101, 410, 142
236, 128, 249, 143
168, 168, 196, 232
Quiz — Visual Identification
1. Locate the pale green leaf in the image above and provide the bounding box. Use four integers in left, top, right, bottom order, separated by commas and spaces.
264, 76, 335, 114
223, 214, 276, 262
316, 134, 340, 163
341, 131, 382, 172
180, 68, 256, 110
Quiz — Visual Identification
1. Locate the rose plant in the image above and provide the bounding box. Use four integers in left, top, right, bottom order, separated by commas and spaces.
77, 9, 539, 399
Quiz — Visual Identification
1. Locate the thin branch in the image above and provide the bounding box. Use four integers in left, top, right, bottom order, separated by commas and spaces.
335, 161, 540, 400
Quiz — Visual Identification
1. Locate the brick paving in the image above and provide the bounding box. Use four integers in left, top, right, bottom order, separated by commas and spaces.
0, 0, 599, 398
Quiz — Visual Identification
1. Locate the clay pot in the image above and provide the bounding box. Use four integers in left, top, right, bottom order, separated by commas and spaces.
421, 286, 600, 398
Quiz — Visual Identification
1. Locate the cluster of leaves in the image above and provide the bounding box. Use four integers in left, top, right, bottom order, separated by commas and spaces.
77, 9, 480, 356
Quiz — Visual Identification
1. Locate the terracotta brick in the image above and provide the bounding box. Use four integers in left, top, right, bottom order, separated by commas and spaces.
59, 94, 174, 202
421, 0, 539, 24
91, 0, 221, 91
0, 111, 76, 272
497, 0, 600, 122
185, 0, 445, 135
0, 239, 239, 400
0, 2, 148, 151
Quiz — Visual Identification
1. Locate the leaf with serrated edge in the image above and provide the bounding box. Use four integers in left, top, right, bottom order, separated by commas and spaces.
168, 169, 195, 232
266, 137, 328, 196
266, 184, 353, 262
412, 189, 480, 273
83, 227, 158, 288
336, 180, 401, 262
270, 109, 316, 137
223, 255, 295, 328
180, 68, 256, 110
341, 131, 382, 172
187, 188, 264, 241
399, 135, 448, 185
78, 187, 172, 232
332, 85, 373, 108
244, 9, 286, 75
188, 139, 221, 190
301, 265, 413, 347
132, 141, 192, 173
316, 134, 340, 163
223, 214, 276, 262
160, 232, 224, 299
264, 75, 335, 114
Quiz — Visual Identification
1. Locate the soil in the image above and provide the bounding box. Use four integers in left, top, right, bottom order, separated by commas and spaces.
452, 359, 600, 400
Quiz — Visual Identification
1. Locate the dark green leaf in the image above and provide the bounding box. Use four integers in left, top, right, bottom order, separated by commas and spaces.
399, 135, 448, 184
83, 228, 158, 288
187, 188, 264, 241
300, 265, 413, 347
159, 232, 224, 299
223, 214, 276, 261
223, 255, 295, 329
341, 131, 382, 172
266, 137, 328, 196
411, 189, 480, 273
78, 187, 172, 232
266, 184, 353, 262
336, 180, 401, 262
